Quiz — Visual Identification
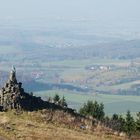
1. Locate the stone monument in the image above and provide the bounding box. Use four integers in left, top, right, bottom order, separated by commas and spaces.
0, 67, 51, 111
0, 67, 24, 110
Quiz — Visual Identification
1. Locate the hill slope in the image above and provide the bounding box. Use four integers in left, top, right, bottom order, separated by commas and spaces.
0, 111, 128, 140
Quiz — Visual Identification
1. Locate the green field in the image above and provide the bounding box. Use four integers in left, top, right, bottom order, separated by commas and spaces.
34, 90, 140, 116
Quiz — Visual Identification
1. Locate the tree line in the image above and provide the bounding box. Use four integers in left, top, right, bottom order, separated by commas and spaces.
79, 100, 140, 138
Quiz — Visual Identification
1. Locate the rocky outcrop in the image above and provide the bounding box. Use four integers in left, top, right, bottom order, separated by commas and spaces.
0, 67, 48, 111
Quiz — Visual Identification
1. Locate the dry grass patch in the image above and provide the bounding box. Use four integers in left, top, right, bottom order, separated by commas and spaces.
0, 111, 129, 140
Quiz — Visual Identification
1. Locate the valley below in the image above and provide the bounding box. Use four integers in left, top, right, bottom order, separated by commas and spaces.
0, 27, 140, 116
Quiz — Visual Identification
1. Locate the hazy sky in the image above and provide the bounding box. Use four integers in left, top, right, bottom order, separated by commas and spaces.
0, 0, 140, 39
0, 0, 139, 21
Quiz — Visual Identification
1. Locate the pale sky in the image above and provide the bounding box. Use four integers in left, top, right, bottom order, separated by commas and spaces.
0, 0, 139, 21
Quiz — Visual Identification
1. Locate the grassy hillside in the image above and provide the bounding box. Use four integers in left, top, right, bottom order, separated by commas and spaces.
0, 111, 128, 140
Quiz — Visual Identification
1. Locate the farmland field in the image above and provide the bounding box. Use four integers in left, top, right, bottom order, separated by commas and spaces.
34, 90, 140, 116
1, 56, 140, 115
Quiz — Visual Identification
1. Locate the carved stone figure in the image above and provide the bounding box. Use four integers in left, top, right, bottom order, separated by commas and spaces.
9, 66, 17, 84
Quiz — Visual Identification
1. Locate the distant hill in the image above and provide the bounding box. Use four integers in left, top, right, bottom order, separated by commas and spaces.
0, 28, 140, 61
